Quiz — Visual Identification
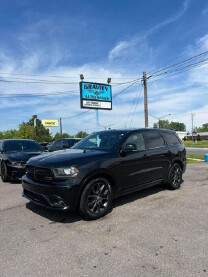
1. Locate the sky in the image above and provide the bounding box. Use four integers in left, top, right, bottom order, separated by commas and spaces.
0, 0, 208, 135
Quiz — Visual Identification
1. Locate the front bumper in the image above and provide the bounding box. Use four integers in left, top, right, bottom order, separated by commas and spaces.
22, 175, 80, 211
7, 164, 26, 180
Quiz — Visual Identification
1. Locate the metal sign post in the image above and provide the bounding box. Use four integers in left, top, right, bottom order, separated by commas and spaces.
96, 110, 99, 132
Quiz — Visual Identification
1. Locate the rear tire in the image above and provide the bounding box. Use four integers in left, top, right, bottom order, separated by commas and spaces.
167, 163, 182, 190
1, 161, 9, 182
79, 178, 113, 220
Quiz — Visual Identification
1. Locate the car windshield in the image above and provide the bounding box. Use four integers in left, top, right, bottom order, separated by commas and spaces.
4, 140, 43, 153
72, 131, 126, 151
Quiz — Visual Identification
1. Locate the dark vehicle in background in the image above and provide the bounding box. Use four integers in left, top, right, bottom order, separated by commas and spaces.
47, 138, 81, 152
22, 129, 186, 220
0, 139, 43, 182
39, 142, 49, 151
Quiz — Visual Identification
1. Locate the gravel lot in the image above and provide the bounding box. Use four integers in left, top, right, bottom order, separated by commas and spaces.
0, 163, 208, 277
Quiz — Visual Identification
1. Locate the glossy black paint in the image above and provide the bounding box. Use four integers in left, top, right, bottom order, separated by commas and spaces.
0, 139, 43, 181
22, 129, 186, 211
47, 138, 81, 152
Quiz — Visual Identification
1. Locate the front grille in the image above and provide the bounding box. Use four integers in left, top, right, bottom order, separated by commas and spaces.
26, 165, 54, 183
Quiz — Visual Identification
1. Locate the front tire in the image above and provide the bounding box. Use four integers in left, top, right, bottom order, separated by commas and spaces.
1, 161, 9, 182
79, 178, 113, 220
167, 163, 182, 190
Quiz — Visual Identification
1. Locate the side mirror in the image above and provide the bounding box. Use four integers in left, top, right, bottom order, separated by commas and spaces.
125, 143, 137, 152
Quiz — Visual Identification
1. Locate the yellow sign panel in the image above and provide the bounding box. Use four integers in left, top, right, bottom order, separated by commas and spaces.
42, 120, 58, 127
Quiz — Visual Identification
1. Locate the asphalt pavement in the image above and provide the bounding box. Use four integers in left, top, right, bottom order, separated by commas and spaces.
0, 163, 208, 277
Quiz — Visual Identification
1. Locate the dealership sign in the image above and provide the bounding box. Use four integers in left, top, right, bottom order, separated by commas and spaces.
80, 82, 112, 110
42, 120, 58, 127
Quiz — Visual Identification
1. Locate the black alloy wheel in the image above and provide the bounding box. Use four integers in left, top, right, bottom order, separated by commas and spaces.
1, 161, 9, 182
167, 163, 182, 190
79, 178, 112, 220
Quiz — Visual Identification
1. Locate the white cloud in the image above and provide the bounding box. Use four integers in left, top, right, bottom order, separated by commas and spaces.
108, 39, 137, 61
108, 0, 190, 61
202, 7, 208, 15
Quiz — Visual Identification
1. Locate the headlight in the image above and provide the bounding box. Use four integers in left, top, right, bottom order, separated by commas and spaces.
53, 166, 79, 178
10, 162, 23, 167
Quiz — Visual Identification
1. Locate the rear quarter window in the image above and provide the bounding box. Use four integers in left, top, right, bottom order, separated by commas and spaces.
143, 131, 166, 149
162, 132, 181, 146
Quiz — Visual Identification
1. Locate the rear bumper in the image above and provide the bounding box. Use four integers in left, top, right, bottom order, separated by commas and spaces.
22, 176, 80, 211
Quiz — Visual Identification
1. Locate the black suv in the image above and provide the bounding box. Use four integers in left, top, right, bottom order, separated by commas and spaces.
0, 139, 43, 182
47, 138, 81, 152
22, 129, 186, 219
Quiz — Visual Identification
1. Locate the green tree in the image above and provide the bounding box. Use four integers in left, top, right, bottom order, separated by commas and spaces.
169, 121, 186, 131
53, 132, 61, 140
1, 129, 19, 139
53, 132, 72, 140
20, 115, 52, 142
62, 133, 73, 138
153, 120, 186, 131
153, 120, 170, 129
197, 123, 208, 132
18, 123, 34, 139
75, 131, 89, 138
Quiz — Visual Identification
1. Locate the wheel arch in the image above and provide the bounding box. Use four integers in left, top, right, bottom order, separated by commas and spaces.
77, 171, 116, 208
165, 159, 184, 182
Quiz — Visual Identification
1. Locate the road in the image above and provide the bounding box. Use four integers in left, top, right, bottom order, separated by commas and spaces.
0, 163, 208, 277
186, 147, 208, 156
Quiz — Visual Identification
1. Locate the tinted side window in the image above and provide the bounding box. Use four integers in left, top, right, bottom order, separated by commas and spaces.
53, 139, 62, 147
124, 132, 145, 151
162, 132, 181, 146
143, 131, 166, 149
0, 142, 2, 151
67, 139, 76, 147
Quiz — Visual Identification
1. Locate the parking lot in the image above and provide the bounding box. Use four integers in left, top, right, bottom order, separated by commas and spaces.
0, 163, 208, 277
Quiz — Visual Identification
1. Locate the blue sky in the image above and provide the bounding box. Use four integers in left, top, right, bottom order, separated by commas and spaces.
0, 0, 208, 135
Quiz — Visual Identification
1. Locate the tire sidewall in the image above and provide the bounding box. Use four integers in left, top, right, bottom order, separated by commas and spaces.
79, 178, 113, 220
1, 161, 9, 182
167, 163, 182, 189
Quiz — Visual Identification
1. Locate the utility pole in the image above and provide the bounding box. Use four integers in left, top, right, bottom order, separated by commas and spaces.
191, 113, 195, 141
143, 72, 148, 128
60, 117, 62, 137
33, 115, 37, 140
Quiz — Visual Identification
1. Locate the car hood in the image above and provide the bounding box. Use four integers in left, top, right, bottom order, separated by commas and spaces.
27, 149, 109, 167
5, 152, 43, 163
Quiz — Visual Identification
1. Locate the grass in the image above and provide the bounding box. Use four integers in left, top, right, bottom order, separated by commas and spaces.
184, 140, 208, 148
186, 154, 205, 164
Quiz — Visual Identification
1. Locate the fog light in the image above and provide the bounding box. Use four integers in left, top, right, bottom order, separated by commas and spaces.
49, 196, 67, 208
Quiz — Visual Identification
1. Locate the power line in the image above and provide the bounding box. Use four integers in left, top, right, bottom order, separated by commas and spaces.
129, 85, 143, 127
0, 78, 79, 85
149, 58, 208, 79
124, 92, 138, 128
0, 90, 80, 98
113, 81, 140, 98
147, 50, 208, 78
62, 110, 90, 120
148, 60, 208, 83
0, 71, 138, 80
